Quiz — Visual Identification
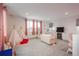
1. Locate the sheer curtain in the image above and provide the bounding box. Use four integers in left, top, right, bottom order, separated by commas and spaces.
38, 21, 40, 34
27, 20, 33, 35
35, 21, 36, 34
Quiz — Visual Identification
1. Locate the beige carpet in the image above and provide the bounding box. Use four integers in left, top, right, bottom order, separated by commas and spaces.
16, 39, 71, 56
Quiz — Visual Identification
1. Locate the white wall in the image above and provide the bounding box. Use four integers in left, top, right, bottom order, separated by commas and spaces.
42, 18, 76, 40
7, 14, 25, 38
55, 17, 76, 40
42, 20, 60, 34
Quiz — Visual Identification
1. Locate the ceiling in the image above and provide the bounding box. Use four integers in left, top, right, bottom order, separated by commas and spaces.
4, 3, 79, 20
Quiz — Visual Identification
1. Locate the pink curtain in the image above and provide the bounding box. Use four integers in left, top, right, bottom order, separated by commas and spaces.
25, 18, 27, 35
0, 4, 7, 51
36, 21, 38, 34
32, 20, 35, 35
40, 21, 42, 34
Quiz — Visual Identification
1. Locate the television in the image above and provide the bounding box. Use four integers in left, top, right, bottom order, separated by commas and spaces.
56, 27, 64, 32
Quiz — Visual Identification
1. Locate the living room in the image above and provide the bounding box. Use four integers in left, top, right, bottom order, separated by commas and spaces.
0, 3, 79, 56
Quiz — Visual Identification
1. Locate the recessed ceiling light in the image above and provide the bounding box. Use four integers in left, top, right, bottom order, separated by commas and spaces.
25, 12, 29, 16
65, 12, 69, 16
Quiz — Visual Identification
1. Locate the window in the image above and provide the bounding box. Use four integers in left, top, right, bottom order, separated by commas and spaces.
26, 20, 42, 35
38, 22, 40, 34
27, 20, 33, 34
35, 21, 37, 34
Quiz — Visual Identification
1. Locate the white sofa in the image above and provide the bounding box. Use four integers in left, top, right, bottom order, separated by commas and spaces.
41, 34, 56, 44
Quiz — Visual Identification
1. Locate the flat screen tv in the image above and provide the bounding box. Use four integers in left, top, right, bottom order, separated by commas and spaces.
56, 27, 64, 32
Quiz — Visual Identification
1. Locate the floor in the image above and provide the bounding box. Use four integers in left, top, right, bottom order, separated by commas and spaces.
16, 39, 71, 56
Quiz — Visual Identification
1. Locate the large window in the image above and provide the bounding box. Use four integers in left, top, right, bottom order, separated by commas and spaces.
26, 20, 42, 35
